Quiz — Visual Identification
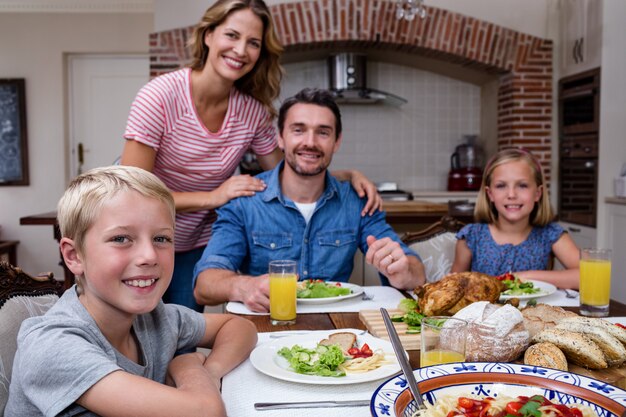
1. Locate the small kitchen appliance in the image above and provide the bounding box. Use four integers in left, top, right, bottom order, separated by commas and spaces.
447, 135, 485, 191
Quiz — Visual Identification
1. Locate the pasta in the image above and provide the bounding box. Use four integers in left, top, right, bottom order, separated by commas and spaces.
412, 394, 598, 417
339, 349, 393, 374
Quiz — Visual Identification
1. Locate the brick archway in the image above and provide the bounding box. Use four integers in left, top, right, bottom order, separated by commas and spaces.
150, 0, 553, 178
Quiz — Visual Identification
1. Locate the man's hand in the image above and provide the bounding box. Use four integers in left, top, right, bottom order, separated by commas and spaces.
365, 235, 410, 277
235, 274, 270, 313
349, 170, 383, 216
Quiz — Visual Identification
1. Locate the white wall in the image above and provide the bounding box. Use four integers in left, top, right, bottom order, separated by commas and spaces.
154, 0, 556, 38
598, 2, 626, 262
0, 12, 152, 278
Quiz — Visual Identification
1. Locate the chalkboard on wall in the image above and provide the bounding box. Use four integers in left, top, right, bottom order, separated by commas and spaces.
0, 79, 29, 186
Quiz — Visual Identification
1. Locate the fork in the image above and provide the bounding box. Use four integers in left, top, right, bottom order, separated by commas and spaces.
362, 292, 374, 301
562, 288, 579, 298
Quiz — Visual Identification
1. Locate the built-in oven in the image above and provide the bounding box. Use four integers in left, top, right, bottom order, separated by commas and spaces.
559, 68, 600, 135
558, 135, 598, 227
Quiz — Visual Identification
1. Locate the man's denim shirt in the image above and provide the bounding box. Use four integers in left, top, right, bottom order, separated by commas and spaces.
193, 161, 418, 283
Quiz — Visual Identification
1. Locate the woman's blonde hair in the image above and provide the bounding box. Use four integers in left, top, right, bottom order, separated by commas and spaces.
57, 166, 175, 293
188, 0, 284, 118
474, 148, 554, 226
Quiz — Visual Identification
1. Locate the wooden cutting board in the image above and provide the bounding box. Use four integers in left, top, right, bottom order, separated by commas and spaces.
359, 309, 421, 350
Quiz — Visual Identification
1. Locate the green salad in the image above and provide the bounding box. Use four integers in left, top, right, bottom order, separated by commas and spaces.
499, 273, 541, 296
390, 299, 425, 334
296, 280, 351, 299
277, 343, 346, 377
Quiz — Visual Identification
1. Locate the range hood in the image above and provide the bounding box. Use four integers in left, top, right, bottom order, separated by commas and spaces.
328, 53, 407, 106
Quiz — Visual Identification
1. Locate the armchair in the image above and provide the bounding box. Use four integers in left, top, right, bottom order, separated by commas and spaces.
0, 262, 63, 415
402, 215, 465, 283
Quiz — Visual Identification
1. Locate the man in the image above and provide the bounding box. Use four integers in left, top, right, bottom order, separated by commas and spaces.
193, 88, 426, 312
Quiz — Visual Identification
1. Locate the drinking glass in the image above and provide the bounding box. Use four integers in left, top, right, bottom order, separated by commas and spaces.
579, 248, 611, 317
420, 316, 467, 367
269, 260, 298, 325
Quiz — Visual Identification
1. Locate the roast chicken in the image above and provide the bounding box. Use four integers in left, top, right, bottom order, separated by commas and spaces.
414, 272, 505, 316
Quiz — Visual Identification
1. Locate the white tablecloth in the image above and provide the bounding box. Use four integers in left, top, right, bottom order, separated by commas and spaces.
226, 286, 406, 314
222, 330, 385, 417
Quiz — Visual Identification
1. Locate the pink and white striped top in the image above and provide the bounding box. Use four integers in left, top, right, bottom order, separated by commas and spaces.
124, 68, 277, 251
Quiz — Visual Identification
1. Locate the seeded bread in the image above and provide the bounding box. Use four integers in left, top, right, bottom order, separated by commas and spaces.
555, 319, 626, 366
524, 342, 568, 371
559, 316, 626, 347
319, 332, 356, 353
532, 328, 607, 369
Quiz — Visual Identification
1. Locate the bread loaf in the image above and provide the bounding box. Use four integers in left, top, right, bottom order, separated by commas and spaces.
521, 304, 578, 338
532, 328, 607, 369
559, 316, 626, 347
555, 319, 626, 366
319, 332, 356, 353
524, 342, 568, 371
453, 302, 529, 362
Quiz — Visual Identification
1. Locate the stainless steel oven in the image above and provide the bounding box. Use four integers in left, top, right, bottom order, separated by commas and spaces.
559, 68, 600, 135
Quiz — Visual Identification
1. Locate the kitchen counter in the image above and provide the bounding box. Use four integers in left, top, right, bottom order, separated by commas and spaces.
383, 200, 473, 233
606, 197, 626, 206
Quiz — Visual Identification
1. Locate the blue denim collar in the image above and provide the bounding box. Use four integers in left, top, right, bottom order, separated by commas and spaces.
262, 160, 339, 207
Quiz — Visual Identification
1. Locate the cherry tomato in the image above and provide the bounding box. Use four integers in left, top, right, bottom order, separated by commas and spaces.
347, 347, 360, 356
458, 397, 477, 409
616, 323, 626, 329
505, 401, 523, 416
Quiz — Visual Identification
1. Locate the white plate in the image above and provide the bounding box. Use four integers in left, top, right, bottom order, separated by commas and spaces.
499, 279, 557, 300
296, 282, 364, 304
605, 317, 626, 326
249, 330, 401, 385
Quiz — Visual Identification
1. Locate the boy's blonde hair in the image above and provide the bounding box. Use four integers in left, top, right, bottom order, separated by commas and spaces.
474, 148, 554, 226
187, 0, 284, 118
57, 165, 175, 254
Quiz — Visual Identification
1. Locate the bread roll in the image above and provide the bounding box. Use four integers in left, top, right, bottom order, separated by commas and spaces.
532, 328, 607, 369
524, 342, 568, 371
559, 316, 626, 347
453, 302, 529, 362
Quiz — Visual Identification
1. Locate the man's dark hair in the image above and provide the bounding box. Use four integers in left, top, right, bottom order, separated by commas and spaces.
277, 88, 342, 137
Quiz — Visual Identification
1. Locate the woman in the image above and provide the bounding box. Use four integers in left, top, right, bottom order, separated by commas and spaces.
122, 0, 380, 311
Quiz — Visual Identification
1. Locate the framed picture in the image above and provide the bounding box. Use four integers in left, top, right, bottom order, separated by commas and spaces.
0, 78, 29, 186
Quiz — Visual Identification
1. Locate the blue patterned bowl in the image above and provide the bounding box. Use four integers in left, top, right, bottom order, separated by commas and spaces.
370, 362, 626, 417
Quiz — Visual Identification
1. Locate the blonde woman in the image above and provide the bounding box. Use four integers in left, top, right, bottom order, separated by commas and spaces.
122, 0, 380, 310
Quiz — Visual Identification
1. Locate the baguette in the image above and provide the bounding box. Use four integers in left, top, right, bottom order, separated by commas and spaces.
555, 319, 626, 366
532, 328, 607, 369
524, 342, 568, 371
559, 316, 626, 347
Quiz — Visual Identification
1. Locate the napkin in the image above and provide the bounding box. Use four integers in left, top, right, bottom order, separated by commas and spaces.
226, 285, 406, 315
221, 330, 383, 417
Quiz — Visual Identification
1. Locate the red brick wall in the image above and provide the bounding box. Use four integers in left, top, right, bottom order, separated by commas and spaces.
150, 0, 553, 179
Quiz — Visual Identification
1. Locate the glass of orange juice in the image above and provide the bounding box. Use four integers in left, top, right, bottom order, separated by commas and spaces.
269, 260, 298, 325
579, 248, 611, 317
420, 316, 467, 367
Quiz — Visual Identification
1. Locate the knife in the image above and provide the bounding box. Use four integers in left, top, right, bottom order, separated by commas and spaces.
380, 307, 426, 410
254, 399, 370, 410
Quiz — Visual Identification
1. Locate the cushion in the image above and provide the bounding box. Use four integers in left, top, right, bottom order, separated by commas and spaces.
409, 232, 457, 283
0, 294, 58, 413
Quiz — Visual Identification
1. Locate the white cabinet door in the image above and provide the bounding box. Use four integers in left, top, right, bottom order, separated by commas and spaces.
560, 0, 603, 77
554, 221, 596, 270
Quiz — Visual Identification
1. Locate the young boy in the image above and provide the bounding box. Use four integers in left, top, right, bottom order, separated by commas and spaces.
6, 166, 257, 417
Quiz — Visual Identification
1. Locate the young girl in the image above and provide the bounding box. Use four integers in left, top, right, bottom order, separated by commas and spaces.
451, 148, 580, 289
121, 0, 380, 311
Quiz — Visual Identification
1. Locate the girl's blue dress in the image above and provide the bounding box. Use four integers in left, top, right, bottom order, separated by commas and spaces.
456, 222, 565, 276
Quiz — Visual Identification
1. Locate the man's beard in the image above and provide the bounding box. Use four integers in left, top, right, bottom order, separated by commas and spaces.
285, 147, 329, 177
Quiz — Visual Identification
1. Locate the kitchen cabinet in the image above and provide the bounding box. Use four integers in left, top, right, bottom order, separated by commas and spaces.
605, 200, 626, 304
560, 0, 603, 77
559, 221, 597, 249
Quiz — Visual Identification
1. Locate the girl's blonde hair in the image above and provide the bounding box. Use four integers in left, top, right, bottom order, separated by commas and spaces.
474, 148, 554, 226
188, 0, 284, 118
57, 166, 175, 293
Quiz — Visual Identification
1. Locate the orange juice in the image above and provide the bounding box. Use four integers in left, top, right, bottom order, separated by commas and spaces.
269, 274, 297, 321
580, 259, 611, 306
420, 350, 465, 367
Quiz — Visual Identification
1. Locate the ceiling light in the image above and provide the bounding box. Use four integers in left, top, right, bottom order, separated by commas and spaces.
395, 0, 427, 21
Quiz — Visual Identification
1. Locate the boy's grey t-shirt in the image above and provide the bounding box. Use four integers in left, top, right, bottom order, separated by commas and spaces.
5, 286, 206, 417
